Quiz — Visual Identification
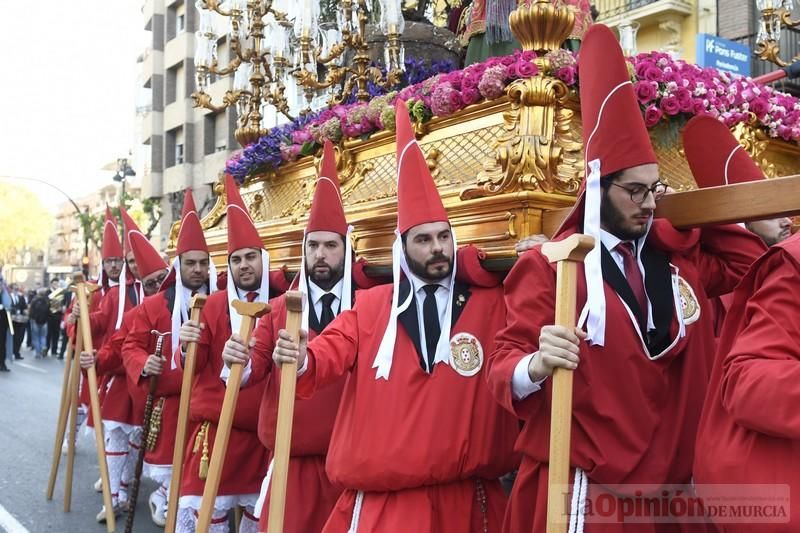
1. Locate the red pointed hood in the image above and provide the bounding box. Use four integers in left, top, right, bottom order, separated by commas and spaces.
176, 188, 209, 254
225, 174, 263, 254
556, 24, 658, 236
395, 99, 449, 234
120, 206, 167, 279
306, 140, 349, 235
101, 206, 124, 259
683, 115, 766, 187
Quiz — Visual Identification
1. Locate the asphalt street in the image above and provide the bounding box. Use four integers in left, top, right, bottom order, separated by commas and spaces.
0, 346, 162, 533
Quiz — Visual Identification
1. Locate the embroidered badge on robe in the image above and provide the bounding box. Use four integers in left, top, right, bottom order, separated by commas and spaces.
677, 276, 700, 324
449, 333, 483, 377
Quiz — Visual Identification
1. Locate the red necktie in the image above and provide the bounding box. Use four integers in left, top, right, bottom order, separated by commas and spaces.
616, 242, 648, 324
246, 291, 258, 302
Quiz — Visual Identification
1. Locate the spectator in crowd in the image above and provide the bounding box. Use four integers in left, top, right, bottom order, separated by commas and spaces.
29, 288, 50, 358
47, 278, 64, 356
0, 272, 10, 372
10, 284, 28, 359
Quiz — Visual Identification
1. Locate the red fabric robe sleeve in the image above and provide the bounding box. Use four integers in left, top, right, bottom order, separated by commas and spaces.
95, 309, 132, 376
123, 294, 183, 396
692, 224, 767, 297
296, 308, 359, 400
485, 248, 553, 419
89, 286, 117, 340
719, 249, 800, 439
249, 304, 277, 384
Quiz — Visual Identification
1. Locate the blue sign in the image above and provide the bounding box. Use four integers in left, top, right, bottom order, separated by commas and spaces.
696, 34, 751, 76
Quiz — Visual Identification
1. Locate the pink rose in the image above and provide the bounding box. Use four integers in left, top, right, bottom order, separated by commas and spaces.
516, 61, 538, 77
644, 66, 664, 82
691, 99, 707, 115
634, 81, 657, 104
644, 105, 664, 127
506, 63, 521, 79
674, 88, 693, 112
750, 97, 770, 118
555, 66, 577, 85
291, 129, 313, 144
635, 61, 651, 79
462, 73, 481, 90
500, 55, 516, 66
659, 95, 681, 115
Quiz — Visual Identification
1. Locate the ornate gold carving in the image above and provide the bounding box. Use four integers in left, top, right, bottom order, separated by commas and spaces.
733, 119, 777, 177
509, 0, 575, 61
461, 76, 582, 200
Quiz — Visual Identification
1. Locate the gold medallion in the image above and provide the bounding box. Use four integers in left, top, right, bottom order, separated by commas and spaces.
677, 276, 701, 325
449, 332, 483, 377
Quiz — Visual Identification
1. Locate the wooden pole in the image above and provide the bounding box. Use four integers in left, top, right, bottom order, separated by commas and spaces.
165, 294, 207, 533
46, 331, 75, 500
195, 299, 270, 532
63, 328, 83, 513
267, 291, 304, 533
541, 173, 800, 237
540, 234, 594, 533
125, 330, 171, 533
74, 272, 116, 532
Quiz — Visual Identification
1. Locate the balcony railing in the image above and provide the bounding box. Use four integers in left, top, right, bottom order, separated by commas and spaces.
595, 0, 690, 20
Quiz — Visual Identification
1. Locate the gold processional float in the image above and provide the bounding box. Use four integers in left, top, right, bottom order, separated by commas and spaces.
169, 0, 800, 275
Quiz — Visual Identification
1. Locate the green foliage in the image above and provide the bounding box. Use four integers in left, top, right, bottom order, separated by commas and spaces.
75, 191, 164, 252
0, 183, 53, 263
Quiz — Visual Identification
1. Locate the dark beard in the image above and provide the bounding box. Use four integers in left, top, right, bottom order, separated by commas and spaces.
182, 276, 206, 291
406, 252, 453, 282
307, 261, 344, 291
600, 191, 649, 241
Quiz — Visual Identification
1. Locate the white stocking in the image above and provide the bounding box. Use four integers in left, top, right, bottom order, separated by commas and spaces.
120, 427, 142, 501
175, 506, 230, 533
105, 427, 129, 505
239, 506, 259, 533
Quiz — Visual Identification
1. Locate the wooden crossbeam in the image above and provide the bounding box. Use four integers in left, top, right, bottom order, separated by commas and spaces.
541, 174, 800, 237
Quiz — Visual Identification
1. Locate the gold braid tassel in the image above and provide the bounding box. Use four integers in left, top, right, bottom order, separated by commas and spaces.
198, 421, 210, 480
146, 397, 166, 452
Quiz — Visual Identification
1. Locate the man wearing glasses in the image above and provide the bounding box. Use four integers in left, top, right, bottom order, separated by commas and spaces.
488, 26, 766, 532
79, 210, 170, 523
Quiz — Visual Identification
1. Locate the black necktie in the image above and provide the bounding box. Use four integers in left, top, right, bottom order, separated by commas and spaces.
422, 285, 441, 371
319, 293, 336, 330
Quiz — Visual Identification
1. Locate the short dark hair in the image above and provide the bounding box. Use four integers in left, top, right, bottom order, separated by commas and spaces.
600, 170, 624, 189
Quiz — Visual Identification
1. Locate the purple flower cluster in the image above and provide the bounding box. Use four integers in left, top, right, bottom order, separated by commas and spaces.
226, 49, 800, 181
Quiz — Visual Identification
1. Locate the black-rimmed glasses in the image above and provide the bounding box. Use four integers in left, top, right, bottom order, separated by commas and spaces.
608, 181, 668, 204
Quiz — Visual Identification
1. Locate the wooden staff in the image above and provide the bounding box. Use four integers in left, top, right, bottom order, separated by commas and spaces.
541, 173, 800, 237
63, 327, 84, 512
267, 291, 303, 533
540, 234, 595, 533
74, 272, 116, 532
46, 324, 76, 500
125, 329, 171, 533
165, 294, 207, 533
196, 299, 270, 532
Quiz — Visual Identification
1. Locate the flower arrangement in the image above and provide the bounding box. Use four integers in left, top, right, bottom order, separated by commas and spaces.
226, 48, 800, 182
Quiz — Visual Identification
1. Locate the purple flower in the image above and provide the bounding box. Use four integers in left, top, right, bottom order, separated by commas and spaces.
634, 81, 657, 104
461, 87, 481, 105
644, 105, 663, 127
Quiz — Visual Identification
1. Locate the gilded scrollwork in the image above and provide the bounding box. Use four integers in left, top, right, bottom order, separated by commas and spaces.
461, 75, 582, 200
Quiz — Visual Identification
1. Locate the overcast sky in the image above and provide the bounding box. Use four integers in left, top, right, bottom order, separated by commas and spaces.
0, 1, 147, 211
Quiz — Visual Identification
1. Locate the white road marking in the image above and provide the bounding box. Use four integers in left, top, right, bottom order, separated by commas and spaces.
0, 502, 30, 533
13, 363, 47, 374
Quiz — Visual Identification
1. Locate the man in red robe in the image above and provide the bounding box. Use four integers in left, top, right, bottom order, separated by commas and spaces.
174, 175, 271, 533
121, 188, 214, 527
64, 207, 124, 454
80, 208, 168, 522
487, 26, 766, 533
222, 140, 352, 532
271, 99, 520, 532
691, 118, 799, 532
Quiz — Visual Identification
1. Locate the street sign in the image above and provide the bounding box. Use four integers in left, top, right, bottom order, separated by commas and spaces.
696, 34, 751, 76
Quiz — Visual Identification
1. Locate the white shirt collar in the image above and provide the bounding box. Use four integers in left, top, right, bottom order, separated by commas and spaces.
236, 287, 260, 300
408, 271, 452, 297
599, 229, 627, 253
308, 277, 343, 305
